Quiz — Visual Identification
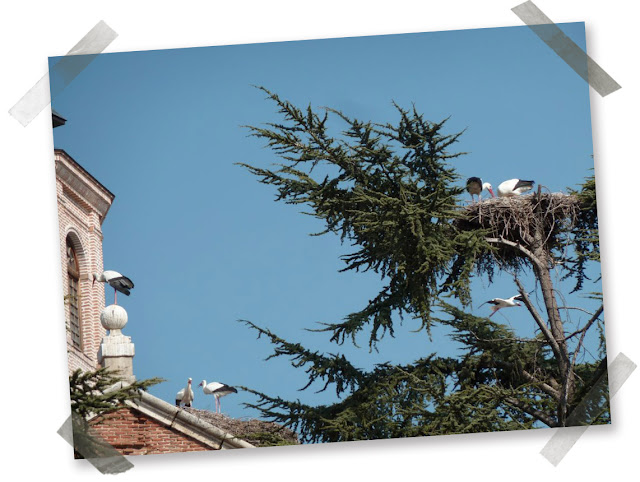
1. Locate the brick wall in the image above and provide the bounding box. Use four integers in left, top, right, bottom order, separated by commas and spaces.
56, 150, 114, 374
91, 407, 213, 455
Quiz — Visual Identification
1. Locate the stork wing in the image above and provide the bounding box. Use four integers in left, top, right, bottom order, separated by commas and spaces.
212, 384, 238, 396
466, 177, 482, 193
513, 180, 534, 191
215, 384, 237, 394
109, 276, 134, 295
118, 276, 134, 289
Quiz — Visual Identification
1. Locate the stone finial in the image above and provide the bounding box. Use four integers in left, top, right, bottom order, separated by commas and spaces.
100, 304, 128, 333
99, 304, 135, 382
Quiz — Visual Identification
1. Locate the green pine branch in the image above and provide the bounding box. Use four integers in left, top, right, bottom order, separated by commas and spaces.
237, 91, 607, 441
239, 87, 491, 347
69, 367, 164, 419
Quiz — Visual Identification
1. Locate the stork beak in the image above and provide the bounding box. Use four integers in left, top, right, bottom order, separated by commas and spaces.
489, 188, 495, 198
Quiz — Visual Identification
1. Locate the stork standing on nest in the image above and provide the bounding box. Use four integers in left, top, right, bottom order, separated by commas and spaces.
199, 380, 237, 413
481, 295, 524, 318
497, 179, 535, 197
92, 270, 134, 305
466, 177, 494, 202
176, 378, 194, 407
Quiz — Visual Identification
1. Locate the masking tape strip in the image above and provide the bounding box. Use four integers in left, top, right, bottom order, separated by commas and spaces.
57, 412, 134, 474
540, 352, 636, 466
512, 1, 621, 97
9, 20, 117, 126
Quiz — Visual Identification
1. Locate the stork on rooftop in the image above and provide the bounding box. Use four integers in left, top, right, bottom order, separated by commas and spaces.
480, 295, 524, 318
176, 378, 194, 408
199, 380, 238, 414
466, 177, 494, 202
92, 270, 134, 305
497, 179, 535, 198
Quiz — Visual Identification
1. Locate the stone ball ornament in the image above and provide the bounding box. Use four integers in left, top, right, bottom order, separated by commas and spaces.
100, 304, 128, 331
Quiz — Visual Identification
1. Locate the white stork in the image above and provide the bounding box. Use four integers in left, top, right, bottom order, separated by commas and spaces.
482, 295, 524, 318
466, 177, 494, 202
175, 378, 194, 407
497, 179, 535, 197
199, 380, 238, 413
92, 270, 134, 305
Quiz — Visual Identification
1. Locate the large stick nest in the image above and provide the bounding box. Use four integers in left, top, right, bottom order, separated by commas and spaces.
184, 408, 300, 447
457, 192, 581, 260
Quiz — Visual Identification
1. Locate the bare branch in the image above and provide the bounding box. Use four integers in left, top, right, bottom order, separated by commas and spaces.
558, 305, 602, 426
571, 305, 604, 368
565, 304, 604, 342
521, 370, 562, 401
558, 306, 595, 316
513, 277, 563, 362
485, 236, 545, 270
505, 397, 557, 427
466, 329, 549, 345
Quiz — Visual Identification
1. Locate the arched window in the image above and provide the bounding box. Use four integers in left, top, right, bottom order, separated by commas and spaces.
66, 237, 82, 349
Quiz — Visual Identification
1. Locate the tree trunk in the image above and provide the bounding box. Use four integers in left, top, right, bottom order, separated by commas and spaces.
531, 190, 573, 426
532, 258, 573, 425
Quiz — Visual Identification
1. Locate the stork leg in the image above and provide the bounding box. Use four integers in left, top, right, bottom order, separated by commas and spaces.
114, 288, 118, 305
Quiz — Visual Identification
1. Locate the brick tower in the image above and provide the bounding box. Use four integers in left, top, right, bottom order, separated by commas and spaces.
53, 113, 262, 454
55, 114, 116, 373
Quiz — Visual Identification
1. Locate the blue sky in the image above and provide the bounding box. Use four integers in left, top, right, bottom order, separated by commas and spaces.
50, 23, 601, 420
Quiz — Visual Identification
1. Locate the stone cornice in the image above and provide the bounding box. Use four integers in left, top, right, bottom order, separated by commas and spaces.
55, 149, 115, 222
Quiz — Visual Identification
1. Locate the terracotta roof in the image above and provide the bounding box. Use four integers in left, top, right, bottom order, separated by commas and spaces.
91, 385, 256, 450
